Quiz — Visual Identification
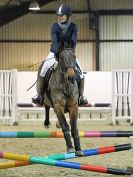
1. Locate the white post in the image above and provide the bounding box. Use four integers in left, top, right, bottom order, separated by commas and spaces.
0, 69, 18, 125
112, 70, 116, 125
130, 71, 133, 125
11, 69, 18, 125
112, 70, 133, 125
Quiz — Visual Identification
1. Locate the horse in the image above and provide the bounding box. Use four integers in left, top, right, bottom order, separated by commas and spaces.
37, 43, 83, 156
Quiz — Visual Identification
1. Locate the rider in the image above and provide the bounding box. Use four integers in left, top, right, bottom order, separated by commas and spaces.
32, 4, 88, 106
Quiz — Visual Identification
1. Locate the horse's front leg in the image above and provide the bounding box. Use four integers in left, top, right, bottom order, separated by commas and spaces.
69, 104, 84, 156
54, 103, 74, 153
44, 105, 51, 128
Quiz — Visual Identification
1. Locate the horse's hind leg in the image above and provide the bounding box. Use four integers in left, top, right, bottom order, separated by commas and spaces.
44, 105, 51, 128
54, 105, 74, 153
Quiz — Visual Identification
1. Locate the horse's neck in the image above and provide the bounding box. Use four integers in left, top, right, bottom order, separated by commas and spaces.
58, 65, 66, 84
51, 65, 66, 86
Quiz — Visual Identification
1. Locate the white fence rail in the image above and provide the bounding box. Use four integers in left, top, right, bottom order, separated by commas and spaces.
1, 69, 132, 125
0, 69, 17, 125
112, 70, 133, 125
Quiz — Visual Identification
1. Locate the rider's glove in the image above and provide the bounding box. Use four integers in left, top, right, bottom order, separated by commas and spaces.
54, 53, 59, 61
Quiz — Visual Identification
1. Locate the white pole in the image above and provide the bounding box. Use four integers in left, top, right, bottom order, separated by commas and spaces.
11, 69, 18, 125
112, 70, 116, 125
112, 70, 133, 125
130, 70, 133, 125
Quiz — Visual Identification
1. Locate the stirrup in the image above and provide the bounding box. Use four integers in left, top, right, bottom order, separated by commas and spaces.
79, 96, 88, 106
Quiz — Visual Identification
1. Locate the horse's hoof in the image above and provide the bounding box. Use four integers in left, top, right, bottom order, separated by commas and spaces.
75, 150, 84, 157
56, 121, 61, 129
44, 122, 51, 129
45, 124, 51, 129
67, 148, 75, 154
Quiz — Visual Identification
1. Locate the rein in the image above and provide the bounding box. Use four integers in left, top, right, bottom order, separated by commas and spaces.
27, 56, 55, 91
27, 80, 37, 91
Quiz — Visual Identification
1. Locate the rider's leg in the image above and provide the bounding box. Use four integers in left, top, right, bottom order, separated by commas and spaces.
78, 78, 88, 105
40, 52, 56, 77
76, 59, 88, 106
32, 75, 46, 105
32, 52, 56, 105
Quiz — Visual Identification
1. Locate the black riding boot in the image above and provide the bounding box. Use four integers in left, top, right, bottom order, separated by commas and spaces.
32, 75, 46, 105
78, 78, 88, 106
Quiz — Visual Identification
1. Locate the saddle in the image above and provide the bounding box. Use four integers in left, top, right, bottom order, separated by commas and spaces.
45, 63, 81, 90
44, 61, 58, 90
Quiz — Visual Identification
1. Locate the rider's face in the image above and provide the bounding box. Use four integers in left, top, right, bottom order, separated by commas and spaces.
57, 14, 67, 23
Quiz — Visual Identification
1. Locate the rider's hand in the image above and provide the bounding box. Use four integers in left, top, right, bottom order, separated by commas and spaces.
54, 53, 59, 60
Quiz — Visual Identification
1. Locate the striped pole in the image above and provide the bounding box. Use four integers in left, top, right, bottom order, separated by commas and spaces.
0, 144, 132, 175
0, 160, 131, 175
0, 144, 131, 161
0, 161, 30, 169
0, 150, 132, 175
0, 131, 133, 138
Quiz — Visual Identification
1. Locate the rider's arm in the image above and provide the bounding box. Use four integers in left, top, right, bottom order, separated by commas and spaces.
71, 24, 78, 49
51, 24, 58, 54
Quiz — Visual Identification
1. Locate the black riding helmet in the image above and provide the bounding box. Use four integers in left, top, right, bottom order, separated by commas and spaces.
56, 4, 72, 18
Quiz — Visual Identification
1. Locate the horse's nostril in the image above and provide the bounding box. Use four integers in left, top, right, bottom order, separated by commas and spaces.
69, 76, 75, 83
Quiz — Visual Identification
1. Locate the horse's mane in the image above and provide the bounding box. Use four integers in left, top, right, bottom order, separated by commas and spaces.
57, 40, 75, 54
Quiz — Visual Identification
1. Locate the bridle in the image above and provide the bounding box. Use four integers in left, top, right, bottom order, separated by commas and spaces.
58, 48, 76, 84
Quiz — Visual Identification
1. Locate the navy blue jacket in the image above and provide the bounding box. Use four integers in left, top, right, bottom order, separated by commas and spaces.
50, 22, 78, 54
